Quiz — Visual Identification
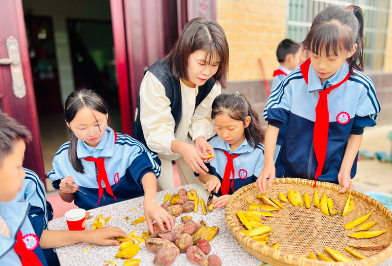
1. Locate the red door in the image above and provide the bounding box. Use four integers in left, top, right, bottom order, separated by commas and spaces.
0, 0, 45, 184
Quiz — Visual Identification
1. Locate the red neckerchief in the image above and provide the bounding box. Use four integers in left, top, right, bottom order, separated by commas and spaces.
273, 69, 288, 77
84, 132, 118, 204
221, 151, 240, 195
300, 59, 351, 187
14, 231, 42, 266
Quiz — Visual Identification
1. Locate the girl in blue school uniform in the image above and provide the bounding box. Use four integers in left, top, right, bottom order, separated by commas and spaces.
48, 89, 173, 232
198, 92, 266, 208
257, 5, 381, 193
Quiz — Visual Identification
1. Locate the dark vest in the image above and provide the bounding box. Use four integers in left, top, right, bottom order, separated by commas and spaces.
133, 59, 215, 148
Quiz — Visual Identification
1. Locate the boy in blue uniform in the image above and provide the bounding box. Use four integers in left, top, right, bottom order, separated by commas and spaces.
258, 5, 381, 193
0, 111, 128, 266
48, 89, 173, 233
197, 93, 266, 208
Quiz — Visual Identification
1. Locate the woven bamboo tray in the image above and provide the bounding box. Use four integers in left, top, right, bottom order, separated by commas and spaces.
225, 178, 392, 266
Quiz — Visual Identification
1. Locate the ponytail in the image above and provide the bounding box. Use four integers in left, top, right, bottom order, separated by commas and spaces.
211, 92, 265, 148
64, 89, 109, 174
347, 5, 365, 72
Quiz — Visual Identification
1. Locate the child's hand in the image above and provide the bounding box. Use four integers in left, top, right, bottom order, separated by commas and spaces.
213, 195, 231, 208
338, 171, 354, 193
87, 226, 127, 246
195, 136, 215, 163
205, 176, 221, 194
144, 200, 174, 233
59, 176, 78, 193
256, 162, 276, 192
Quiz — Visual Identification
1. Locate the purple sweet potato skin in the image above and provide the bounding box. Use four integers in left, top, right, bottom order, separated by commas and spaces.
153, 247, 178, 266
197, 238, 211, 254
161, 202, 171, 209
207, 254, 222, 266
145, 238, 180, 254
175, 224, 185, 234
182, 201, 196, 213
186, 246, 208, 266
176, 195, 189, 205
175, 233, 193, 253
158, 230, 181, 242
166, 205, 183, 217
178, 189, 187, 196
184, 222, 199, 235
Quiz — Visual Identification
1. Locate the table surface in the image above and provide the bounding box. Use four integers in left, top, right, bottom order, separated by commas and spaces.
48, 184, 392, 266
48, 184, 264, 266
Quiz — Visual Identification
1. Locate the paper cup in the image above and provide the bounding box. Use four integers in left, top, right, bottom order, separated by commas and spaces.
65, 208, 86, 231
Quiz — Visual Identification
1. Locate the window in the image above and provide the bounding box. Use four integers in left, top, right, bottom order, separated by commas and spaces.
287, 0, 390, 71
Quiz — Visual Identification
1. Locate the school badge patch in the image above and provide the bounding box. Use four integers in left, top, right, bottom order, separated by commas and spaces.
336, 111, 350, 125
22, 234, 39, 251
114, 173, 119, 184
238, 169, 248, 179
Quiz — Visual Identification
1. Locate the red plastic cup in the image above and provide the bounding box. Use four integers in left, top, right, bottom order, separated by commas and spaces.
65, 209, 86, 231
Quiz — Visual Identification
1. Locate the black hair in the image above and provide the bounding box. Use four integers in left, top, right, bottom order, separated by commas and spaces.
0, 111, 31, 166
302, 5, 365, 74
211, 92, 265, 148
64, 89, 109, 174
164, 17, 229, 88
276, 39, 302, 63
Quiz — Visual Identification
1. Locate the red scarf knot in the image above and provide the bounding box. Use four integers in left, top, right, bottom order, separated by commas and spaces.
14, 231, 42, 266
221, 151, 241, 195
273, 69, 288, 77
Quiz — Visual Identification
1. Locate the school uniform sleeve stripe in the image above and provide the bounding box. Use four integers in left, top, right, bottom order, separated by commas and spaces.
55, 143, 70, 156
263, 71, 303, 120
128, 153, 160, 186
351, 71, 381, 113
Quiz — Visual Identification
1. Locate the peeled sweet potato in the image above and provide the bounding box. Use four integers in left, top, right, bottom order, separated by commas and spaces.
177, 195, 189, 205
193, 226, 218, 244
178, 189, 187, 196
184, 221, 199, 235
145, 238, 180, 254
170, 194, 180, 205
183, 201, 196, 213
187, 189, 197, 201
175, 224, 185, 234
197, 238, 211, 254
207, 255, 222, 266
161, 202, 171, 209
175, 233, 193, 253
158, 230, 181, 242
166, 205, 183, 217
153, 247, 178, 266
186, 246, 208, 266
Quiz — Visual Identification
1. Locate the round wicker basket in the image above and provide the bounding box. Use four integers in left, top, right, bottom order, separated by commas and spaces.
225, 178, 392, 266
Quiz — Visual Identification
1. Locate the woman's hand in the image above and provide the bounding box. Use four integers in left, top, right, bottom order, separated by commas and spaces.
205, 176, 221, 194
256, 161, 276, 193
175, 141, 209, 175
86, 226, 127, 246
338, 171, 354, 193
59, 176, 78, 193
144, 199, 174, 233
195, 136, 215, 163
213, 195, 231, 208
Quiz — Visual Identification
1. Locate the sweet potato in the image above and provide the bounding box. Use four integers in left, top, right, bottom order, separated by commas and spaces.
158, 230, 181, 242
186, 246, 208, 266
197, 238, 211, 254
181, 216, 193, 223
178, 188, 187, 196
145, 238, 180, 254
166, 205, 183, 217
207, 254, 222, 266
175, 233, 193, 253
153, 247, 178, 266
174, 223, 184, 233
184, 221, 199, 235
184, 219, 195, 224
183, 201, 196, 213
176, 195, 189, 205
170, 194, 180, 205
187, 189, 197, 201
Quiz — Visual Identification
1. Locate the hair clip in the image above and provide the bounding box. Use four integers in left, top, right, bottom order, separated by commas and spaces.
345, 6, 353, 11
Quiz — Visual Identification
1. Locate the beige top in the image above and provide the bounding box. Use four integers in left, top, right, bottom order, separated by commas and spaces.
139, 71, 221, 160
